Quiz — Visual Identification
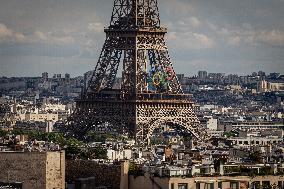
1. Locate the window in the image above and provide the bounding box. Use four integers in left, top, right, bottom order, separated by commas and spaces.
178, 183, 188, 189
196, 183, 200, 189
210, 183, 214, 189
252, 181, 260, 189
230, 182, 239, 189
171, 183, 175, 189
244, 141, 249, 145
0, 182, 22, 189
262, 181, 270, 189
205, 183, 214, 189
218, 182, 222, 189
277, 181, 282, 189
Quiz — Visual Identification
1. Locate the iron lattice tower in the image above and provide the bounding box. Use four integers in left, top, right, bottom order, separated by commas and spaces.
67, 0, 208, 145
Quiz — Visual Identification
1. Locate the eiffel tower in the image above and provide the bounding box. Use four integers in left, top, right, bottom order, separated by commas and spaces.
67, 0, 207, 145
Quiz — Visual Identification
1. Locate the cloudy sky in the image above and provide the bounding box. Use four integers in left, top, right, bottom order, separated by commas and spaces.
0, 0, 284, 77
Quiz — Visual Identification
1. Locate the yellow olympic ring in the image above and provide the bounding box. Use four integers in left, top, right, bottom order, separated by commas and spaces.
153, 73, 161, 86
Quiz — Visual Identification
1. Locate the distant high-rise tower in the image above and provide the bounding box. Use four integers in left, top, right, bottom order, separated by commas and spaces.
198, 71, 207, 79
42, 72, 48, 81
65, 73, 70, 79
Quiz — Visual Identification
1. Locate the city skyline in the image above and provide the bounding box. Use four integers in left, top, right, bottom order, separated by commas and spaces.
0, 0, 284, 77
0, 1, 284, 189
0, 70, 283, 78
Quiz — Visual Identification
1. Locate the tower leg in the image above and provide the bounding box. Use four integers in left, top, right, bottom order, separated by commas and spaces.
87, 37, 123, 93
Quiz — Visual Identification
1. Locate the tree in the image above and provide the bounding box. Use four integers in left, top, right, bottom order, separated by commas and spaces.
12, 129, 25, 135
80, 146, 108, 160
92, 146, 107, 159
86, 131, 115, 142
248, 150, 263, 164
65, 138, 84, 159
28, 130, 47, 141
128, 162, 143, 176
47, 132, 66, 145
0, 130, 8, 137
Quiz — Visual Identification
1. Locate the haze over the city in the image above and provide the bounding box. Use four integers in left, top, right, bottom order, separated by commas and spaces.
0, 0, 284, 77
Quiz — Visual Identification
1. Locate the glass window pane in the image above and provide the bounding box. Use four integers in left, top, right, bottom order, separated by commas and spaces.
178, 183, 188, 189
262, 181, 270, 189
196, 183, 200, 189
230, 182, 239, 189
218, 182, 222, 189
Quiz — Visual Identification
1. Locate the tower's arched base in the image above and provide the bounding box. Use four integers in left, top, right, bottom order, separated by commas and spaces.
66, 91, 207, 146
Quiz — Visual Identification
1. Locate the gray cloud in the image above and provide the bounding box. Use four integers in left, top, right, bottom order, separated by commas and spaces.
0, 23, 25, 44
0, 0, 284, 77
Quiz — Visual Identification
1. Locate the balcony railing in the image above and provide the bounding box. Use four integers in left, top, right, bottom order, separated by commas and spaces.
80, 90, 193, 102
